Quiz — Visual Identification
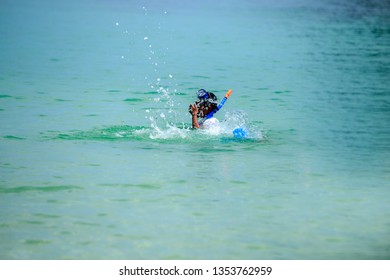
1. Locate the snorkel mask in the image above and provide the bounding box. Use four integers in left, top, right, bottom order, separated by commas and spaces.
197, 89, 209, 100
196, 89, 217, 102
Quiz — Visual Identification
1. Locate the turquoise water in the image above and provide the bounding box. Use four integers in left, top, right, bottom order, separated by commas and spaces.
1, 0, 389, 259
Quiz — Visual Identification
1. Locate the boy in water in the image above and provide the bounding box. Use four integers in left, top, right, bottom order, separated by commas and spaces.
188, 89, 220, 129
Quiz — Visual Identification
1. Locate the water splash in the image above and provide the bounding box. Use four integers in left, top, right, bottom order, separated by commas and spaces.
48, 87, 263, 142
49, 113, 263, 142
148, 122, 191, 140
145, 86, 180, 129
222, 110, 264, 140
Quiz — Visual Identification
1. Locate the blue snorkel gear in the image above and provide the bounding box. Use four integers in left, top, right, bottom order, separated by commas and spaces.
197, 89, 218, 102
197, 89, 209, 100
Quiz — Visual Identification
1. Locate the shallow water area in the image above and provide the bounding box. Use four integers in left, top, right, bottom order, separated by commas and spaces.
0, 0, 389, 260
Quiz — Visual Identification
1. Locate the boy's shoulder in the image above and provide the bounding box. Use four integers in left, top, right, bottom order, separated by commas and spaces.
202, 117, 219, 128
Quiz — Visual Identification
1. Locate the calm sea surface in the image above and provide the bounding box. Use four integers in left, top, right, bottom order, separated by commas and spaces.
0, 0, 389, 259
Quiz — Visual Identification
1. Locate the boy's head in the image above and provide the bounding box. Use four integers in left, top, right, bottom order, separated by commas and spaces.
189, 89, 218, 118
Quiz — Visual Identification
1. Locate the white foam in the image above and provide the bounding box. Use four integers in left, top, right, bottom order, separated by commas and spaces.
150, 125, 190, 140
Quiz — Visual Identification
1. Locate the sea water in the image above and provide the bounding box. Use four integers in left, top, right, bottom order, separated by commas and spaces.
0, 0, 389, 259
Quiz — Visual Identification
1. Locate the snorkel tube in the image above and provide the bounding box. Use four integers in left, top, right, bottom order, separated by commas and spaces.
205, 89, 233, 119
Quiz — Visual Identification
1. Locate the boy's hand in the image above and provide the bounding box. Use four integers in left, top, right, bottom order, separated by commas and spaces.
189, 104, 198, 116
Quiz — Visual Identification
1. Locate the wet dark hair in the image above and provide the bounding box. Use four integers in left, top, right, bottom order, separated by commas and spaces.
195, 99, 218, 118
